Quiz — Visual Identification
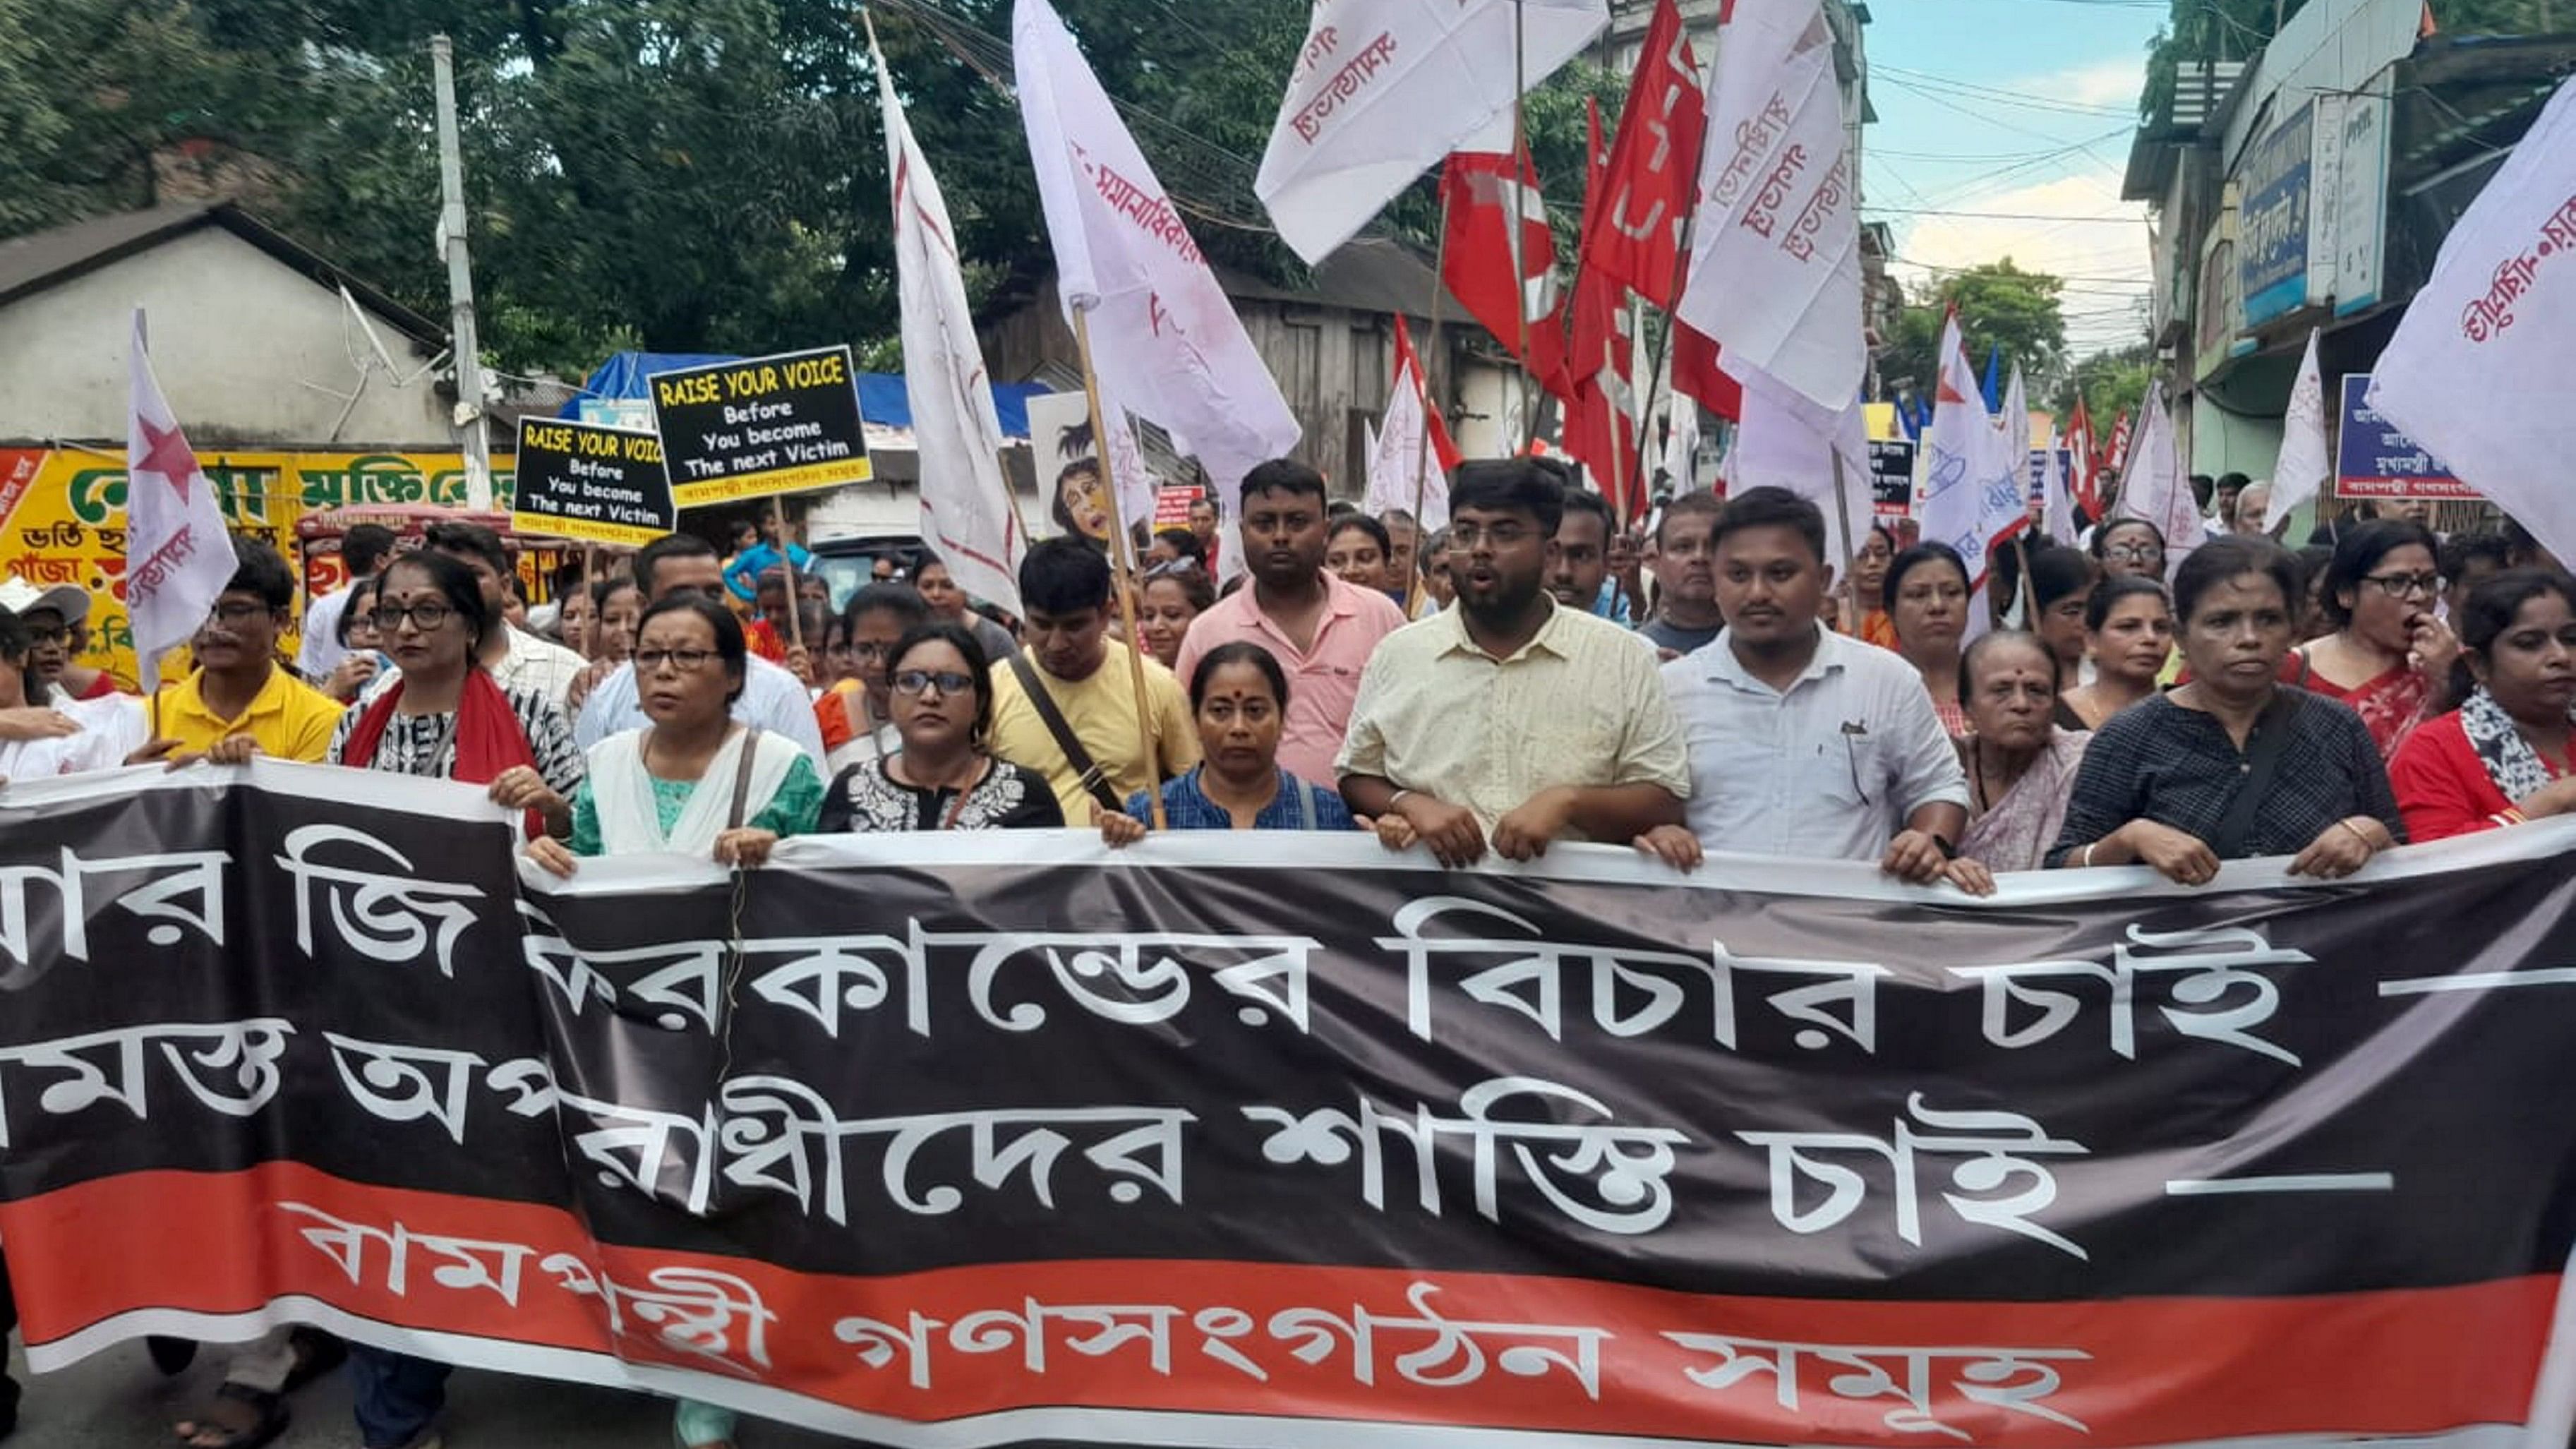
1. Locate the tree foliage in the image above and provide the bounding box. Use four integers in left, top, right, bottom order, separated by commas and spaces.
0, 0, 1618, 380
1878, 260, 2069, 404
2052, 343, 2154, 426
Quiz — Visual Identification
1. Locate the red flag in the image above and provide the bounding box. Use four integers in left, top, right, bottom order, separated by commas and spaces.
1670, 321, 1743, 423
1440, 145, 1570, 397
1563, 99, 1639, 517
2107, 409, 2133, 481
1579, 0, 1705, 307
1394, 314, 1462, 472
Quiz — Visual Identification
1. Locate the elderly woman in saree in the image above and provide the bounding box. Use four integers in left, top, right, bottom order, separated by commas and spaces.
1944, 630, 2091, 894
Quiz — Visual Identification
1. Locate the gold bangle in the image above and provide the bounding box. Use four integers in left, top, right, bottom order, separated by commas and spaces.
2337, 818, 2378, 850
2079, 843, 2095, 869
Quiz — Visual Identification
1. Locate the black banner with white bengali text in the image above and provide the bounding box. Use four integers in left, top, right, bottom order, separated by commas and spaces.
4, 761, 2576, 1448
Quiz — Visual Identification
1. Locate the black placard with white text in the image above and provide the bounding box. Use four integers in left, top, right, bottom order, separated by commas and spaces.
648, 346, 872, 507
511, 416, 677, 546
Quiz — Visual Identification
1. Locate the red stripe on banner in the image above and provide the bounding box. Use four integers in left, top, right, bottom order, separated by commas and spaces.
1, 1165, 2558, 1447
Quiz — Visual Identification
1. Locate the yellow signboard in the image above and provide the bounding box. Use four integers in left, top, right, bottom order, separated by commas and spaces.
0, 447, 520, 690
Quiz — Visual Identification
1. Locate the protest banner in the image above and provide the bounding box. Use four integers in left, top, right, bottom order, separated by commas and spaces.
1867, 438, 1915, 519
1151, 485, 1200, 529
2337, 373, 2473, 500
647, 346, 872, 507
510, 416, 676, 548
8, 763, 2576, 1446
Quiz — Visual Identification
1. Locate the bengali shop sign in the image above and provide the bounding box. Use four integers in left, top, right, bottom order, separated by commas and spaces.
5, 764, 2576, 1447
649, 347, 872, 507
2336, 373, 2473, 500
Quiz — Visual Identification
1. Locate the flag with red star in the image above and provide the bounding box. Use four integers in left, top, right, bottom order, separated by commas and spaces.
126, 309, 239, 684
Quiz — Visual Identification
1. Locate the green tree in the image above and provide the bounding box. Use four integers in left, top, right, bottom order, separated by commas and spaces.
2053, 343, 2153, 426
1878, 260, 2068, 402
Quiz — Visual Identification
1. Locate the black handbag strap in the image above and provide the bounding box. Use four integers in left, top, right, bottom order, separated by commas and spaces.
1007, 650, 1123, 814
2208, 692, 2297, 859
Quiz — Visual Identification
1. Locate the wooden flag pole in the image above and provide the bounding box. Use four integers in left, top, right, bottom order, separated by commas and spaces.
1831, 447, 1863, 635
769, 491, 805, 649
1071, 306, 1169, 831
1405, 184, 1454, 618
1510, 0, 1540, 454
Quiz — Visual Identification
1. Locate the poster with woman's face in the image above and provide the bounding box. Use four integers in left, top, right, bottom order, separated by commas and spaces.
1028, 390, 1155, 544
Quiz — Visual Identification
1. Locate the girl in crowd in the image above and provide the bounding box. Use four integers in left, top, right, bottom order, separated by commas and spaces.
2289, 519, 2456, 761
555, 581, 592, 659
524, 595, 818, 1449
819, 623, 1063, 831
915, 555, 1020, 664
2057, 576, 2172, 730
1326, 515, 1395, 592
1136, 562, 1215, 671
320, 575, 387, 704
2389, 570, 2576, 841
1886, 542, 1974, 736
1946, 630, 2091, 890
816, 584, 929, 774
565, 575, 644, 716
2024, 546, 2097, 683
325, 548, 583, 1449
2047, 536, 2402, 883
2090, 517, 2167, 582
1099, 641, 1356, 841
1849, 524, 1899, 649
817, 610, 858, 693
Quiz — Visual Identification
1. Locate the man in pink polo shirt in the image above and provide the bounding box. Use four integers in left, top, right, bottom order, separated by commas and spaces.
1176, 459, 1409, 783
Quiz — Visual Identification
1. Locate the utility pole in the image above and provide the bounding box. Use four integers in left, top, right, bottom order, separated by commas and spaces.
431, 35, 493, 510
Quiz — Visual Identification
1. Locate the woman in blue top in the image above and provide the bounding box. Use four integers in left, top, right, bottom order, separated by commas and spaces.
1098, 641, 1357, 841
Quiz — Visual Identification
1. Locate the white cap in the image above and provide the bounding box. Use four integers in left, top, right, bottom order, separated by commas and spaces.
0, 576, 90, 624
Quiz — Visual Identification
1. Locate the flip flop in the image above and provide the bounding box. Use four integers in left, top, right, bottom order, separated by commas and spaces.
172, 1384, 288, 1449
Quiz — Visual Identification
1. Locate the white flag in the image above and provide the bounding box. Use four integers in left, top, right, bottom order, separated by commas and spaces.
1917, 311, 1992, 587
1362, 345, 1450, 530
1256, 0, 1608, 265
2115, 380, 2206, 574
879, 52, 1023, 616
1966, 365, 2033, 640
1672, 0, 1865, 411
1728, 363, 1870, 574
126, 310, 239, 684
2268, 328, 2330, 534
2371, 73, 2576, 565
1661, 399, 1702, 495
1016, 0, 1300, 515
2041, 431, 2076, 546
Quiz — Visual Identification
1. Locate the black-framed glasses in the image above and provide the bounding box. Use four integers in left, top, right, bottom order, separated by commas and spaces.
2104, 543, 2163, 563
635, 648, 718, 673
370, 602, 455, 632
21, 623, 67, 647
892, 669, 974, 697
2361, 572, 2444, 600
205, 600, 270, 627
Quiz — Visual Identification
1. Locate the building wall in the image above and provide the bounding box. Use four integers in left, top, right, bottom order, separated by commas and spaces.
2220, 0, 2421, 167
0, 227, 452, 448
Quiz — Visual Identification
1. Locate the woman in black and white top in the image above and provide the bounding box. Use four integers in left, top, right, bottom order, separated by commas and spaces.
818, 623, 1063, 834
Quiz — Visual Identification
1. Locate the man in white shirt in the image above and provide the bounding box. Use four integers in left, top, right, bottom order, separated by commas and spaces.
1645, 486, 1968, 879
574, 533, 827, 766
297, 523, 396, 680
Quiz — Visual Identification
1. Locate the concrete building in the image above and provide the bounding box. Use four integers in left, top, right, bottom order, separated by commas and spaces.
2124, 0, 2576, 514
0, 203, 455, 450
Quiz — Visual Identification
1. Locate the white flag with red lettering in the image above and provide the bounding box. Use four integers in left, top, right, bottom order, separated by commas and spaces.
1916, 311, 1989, 577
2116, 380, 2206, 572
2268, 328, 2330, 534
879, 48, 1023, 616
1675, 0, 1865, 411
2370, 71, 2576, 565
1256, 0, 1608, 265
126, 310, 238, 684
1016, 0, 1299, 505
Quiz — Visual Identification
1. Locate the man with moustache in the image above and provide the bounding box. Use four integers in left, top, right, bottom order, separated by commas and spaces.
1637, 492, 1726, 658
1176, 459, 1406, 784
1547, 487, 1632, 623
1340, 458, 1690, 867
1640, 487, 1967, 876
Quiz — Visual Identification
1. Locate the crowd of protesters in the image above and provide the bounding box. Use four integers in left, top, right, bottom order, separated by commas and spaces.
0, 447, 2565, 1449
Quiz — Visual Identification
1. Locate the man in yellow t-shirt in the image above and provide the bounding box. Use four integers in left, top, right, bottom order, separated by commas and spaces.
987, 538, 1199, 823
138, 535, 342, 765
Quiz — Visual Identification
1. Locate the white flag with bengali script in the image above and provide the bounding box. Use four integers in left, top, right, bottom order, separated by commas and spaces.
2268, 328, 2330, 534
126, 310, 239, 684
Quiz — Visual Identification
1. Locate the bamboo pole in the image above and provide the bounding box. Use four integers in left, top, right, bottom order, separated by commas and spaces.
1831, 448, 1862, 635
769, 491, 804, 649
1404, 184, 1454, 618
1071, 307, 1169, 831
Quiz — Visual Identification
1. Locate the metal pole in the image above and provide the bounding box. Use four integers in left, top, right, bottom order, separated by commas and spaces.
430, 35, 492, 511
1071, 307, 1169, 831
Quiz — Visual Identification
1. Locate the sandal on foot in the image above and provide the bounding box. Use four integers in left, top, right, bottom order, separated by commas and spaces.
172, 1384, 289, 1449
277, 1328, 347, 1395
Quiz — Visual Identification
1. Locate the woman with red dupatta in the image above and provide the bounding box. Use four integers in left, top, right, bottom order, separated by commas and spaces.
2286, 520, 2460, 762
321, 546, 583, 1449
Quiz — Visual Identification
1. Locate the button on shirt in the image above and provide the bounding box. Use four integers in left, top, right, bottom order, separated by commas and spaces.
1337, 600, 1692, 834
574, 652, 829, 767
1663, 625, 1969, 860
1173, 570, 1409, 784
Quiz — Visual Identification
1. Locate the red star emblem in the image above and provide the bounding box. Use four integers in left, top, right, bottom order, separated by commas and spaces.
136, 416, 199, 502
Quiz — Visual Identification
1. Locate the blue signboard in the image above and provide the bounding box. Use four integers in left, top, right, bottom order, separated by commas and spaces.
2239, 102, 2315, 327
2336, 374, 2469, 500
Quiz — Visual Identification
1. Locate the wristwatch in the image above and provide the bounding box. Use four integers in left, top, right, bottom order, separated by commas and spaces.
1931, 833, 1959, 860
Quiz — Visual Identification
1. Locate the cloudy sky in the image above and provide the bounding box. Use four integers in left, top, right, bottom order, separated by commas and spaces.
1862, 0, 2167, 362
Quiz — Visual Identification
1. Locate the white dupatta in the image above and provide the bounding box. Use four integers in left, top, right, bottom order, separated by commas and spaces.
589, 726, 802, 857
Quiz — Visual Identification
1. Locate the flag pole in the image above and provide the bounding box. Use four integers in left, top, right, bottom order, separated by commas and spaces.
1830, 447, 1863, 636
1510, 0, 1539, 454
1071, 305, 1169, 831
1406, 186, 1453, 617
771, 493, 805, 649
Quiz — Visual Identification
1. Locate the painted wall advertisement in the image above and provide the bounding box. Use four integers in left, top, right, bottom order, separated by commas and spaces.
0, 447, 520, 688
2336, 374, 2472, 500
2239, 101, 2316, 327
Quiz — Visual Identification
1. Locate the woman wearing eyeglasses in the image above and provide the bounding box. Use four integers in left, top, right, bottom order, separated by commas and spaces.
817, 623, 1064, 832
2090, 518, 2168, 582
815, 583, 929, 775
2286, 520, 2457, 761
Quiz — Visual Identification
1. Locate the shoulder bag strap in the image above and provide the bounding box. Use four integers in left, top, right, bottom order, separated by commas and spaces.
728, 726, 764, 831
2207, 693, 2297, 859
1007, 651, 1123, 814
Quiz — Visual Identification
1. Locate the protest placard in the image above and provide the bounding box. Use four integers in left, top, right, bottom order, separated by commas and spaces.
648, 346, 872, 507
510, 416, 675, 546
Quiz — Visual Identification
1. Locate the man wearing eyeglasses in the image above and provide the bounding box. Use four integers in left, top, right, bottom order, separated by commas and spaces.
129, 536, 342, 766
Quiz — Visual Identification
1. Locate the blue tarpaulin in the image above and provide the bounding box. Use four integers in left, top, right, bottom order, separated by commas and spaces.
560, 351, 1045, 441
